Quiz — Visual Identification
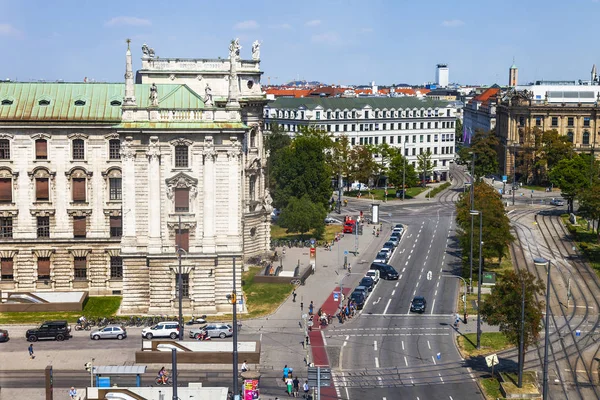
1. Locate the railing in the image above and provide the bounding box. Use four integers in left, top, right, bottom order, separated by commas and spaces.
159, 109, 203, 121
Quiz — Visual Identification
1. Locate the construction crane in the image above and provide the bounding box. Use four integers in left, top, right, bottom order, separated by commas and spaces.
267, 76, 279, 85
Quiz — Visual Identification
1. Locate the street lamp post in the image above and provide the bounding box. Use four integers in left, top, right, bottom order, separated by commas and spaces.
518, 277, 525, 388
232, 257, 240, 398
534, 257, 552, 400
469, 152, 475, 293
402, 143, 407, 201
512, 143, 517, 206
443, 275, 468, 322
470, 210, 483, 349
177, 215, 184, 341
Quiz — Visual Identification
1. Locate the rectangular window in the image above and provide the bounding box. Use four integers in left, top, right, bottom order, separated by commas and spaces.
109, 178, 122, 200
427, 134, 431, 142
427, 122, 431, 129
74, 257, 87, 280
447, 110, 451, 117
327, 125, 331, 132
370, 124, 374, 131
584, 117, 591, 127
37, 257, 50, 280
1, 258, 13, 280
37, 216, 50, 238
567, 117, 574, 127
176, 229, 189, 252
351, 124, 356, 131
110, 216, 122, 238
368, 137, 373, 144
109, 139, 121, 159
518, 116, 526, 127
551, 117, 558, 126
359, 124, 363, 131
352, 111, 356, 118
110, 256, 123, 279
390, 136, 394, 144
382, 124, 386, 131
72, 139, 85, 160
382, 136, 386, 144
375, 124, 379, 131
327, 111, 331, 119
176, 273, 190, 298
434, 122, 438, 129
72, 178, 86, 202
36, 178, 49, 201
375, 111, 379, 118
315, 111, 321, 120
411, 148, 416, 156
419, 135, 424, 143
374, 137, 379, 145
351, 137, 356, 146
0, 178, 12, 203
174, 188, 190, 212
434, 160, 438, 167
35, 140, 48, 160
413, 123, 417, 129
434, 147, 438, 154
365, 111, 369, 119
335, 125, 339, 132
73, 216, 87, 238
420, 122, 424, 129
359, 137, 363, 145
412, 135, 416, 143
0, 217, 12, 238
536, 117, 543, 126
175, 145, 188, 168
0, 139, 10, 159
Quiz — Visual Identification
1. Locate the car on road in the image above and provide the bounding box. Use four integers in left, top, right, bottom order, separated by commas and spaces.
374, 251, 389, 263
26, 320, 71, 342
325, 216, 342, 224
90, 325, 127, 340
391, 231, 402, 240
365, 270, 380, 284
383, 241, 395, 252
388, 236, 400, 247
359, 277, 375, 292
350, 291, 366, 310
370, 262, 399, 280
189, 323, 233, 339
410, 296, 427, 313
141, 321, 180, 340
0, 328, 8, 342
550, 198, 564, 206
354, 285, 370, 299
394, 224, 404, 230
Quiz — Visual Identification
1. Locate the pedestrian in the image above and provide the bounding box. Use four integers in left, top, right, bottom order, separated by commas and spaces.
292, 290, 297, 303
311, 263, 315, 275
282, 365, 290, 382
454, 313, 460, 328
303, 380, 310, 396
69, 387, 77, 400
300, 301, 304, 311
241, 360, 248, 373
286, 375, 294, 396
293, 376, 300, 397
28, 343, 34, 359
308, 301, 314, 316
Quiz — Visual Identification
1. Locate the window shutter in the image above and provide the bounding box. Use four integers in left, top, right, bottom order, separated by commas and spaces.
72, 178, 86, 202
36, 178, 49, 200
0, 178, 12, 202
73, 216, 86, 236
36, 140, 47, 158
37, 258, 50, 276
176, 229, 189, 252
1, 258, 13, 276
174, 188, 189, 211
110, 216, 122, 228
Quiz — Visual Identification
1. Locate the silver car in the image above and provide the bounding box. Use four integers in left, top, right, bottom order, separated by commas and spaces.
90, 325, 127, 340
189, 323, 233, 339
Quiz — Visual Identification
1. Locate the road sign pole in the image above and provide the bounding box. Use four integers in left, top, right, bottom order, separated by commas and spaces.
317, 366, 321, 400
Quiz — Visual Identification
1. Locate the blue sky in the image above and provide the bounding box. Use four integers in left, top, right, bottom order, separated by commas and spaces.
1, 0, 599, 86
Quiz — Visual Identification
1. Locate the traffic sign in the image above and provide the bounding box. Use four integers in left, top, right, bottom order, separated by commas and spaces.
333, 292, 339, 301
344, 250, 349, 255
308, 367, 331, 387
502, 175, 507, 183
310, 239, 316, 245
576, 329, 581, 337
485, 354, 499, 367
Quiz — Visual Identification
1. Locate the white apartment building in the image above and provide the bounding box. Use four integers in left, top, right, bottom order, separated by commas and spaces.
264, 97, 457, 181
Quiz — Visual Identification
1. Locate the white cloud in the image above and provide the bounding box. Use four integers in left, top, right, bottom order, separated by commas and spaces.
442, 19, 464, 28
306, 19, 322, 27
271, 23, 293, 30
0, 23, 22, 38
105, 16, 151, 27
234, 20, 259, 30
311, 32, 340, 45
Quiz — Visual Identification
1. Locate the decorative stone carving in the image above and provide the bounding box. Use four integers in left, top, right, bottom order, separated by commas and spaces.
67, 133, 89, 140
33, 249, 55, 258
252, 40, 261, 60
65, 167, 92, 179
0, 250, 18, 259
103, 209, 122, 217
204, 84, 213, 106
166, 220, 197, 230
0, 133, 14, 140
30, 133, 51, 141
146, 136, 160, 160
229, 38, 241, 60
165, 172, 198, 199
105, 248, 121, 257
68, 248, 91, 258
262, 189, 273, 212
104, 133, 120, 140
101, 167, 121, 179
149, 83, 159, 107
203, 136, 217, 160
0, 210, 18, 217
170, 138, 193, 147
141, 44, 156, 59
67, 209, 92, 217
30, 209, 56, 217
120, 136, 136, 160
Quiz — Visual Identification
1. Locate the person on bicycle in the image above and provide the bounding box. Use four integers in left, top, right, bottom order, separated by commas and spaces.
157, 367, 167, 384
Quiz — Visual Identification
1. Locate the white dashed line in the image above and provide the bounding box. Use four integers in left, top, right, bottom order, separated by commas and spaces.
395, 282, 399, 287
434, 290, 437, 296
399, 274, 403, 280
374, 340, 378, 351
427, 340, 431, 350
404, 356, 408, 366
439, 373, 444, 382
432, 355, 437, 365
418, 274, 422, 280
392, 289, 396, 296
383, 299, 392, 315
375, 357, 379, 368
402, 268, 406, 272
322, 330, 328, 346
401, 341, 405, 350
430, 299, 436, 314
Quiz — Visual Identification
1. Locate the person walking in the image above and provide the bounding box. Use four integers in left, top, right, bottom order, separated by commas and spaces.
282, 365, 290, 382
303, 380, 310, 397
308, 301, 314, 316
454, 313, 461, 328
28, 343, 34, 359
241, 360, 248, 373
286, 375, 294, 396
69, 387, 77, 400
292, 290, 297, 303
292, 376, 300, 397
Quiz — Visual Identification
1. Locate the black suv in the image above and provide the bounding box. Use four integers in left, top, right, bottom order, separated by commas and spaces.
370, 262, 400, 280
26, 320, 71, 342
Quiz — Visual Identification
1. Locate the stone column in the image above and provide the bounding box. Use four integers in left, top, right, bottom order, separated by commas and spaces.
202, 139, 216, 253
120, 137, 137, 250
147, 136, 161, 253
227, 143, 241, 248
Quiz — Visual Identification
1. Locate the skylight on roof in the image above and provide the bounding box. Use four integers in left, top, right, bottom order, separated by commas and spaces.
110, 100, 122, 106
1, 99, 13, 105
38, 99, 51, 106
74, 100, 86, 106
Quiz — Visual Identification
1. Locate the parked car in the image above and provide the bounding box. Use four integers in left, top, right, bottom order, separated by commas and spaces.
388, 236, 400, 247
370, 262, 399, 280
365, 270, 380, 284
374, 251, 389, 263
189, 323, 233, 339
410, 296, 427, 313
394, 224, 405, 230
383, 241, 395, 252
185, 315, 208, 326
0, 328, 8, 342
550, 198, 564, 206
141, 321, 180, 340
354, 286, 369, 299
349, 291, 366, 309
325, 216, 342, 224
392, 227, 404, 236
359, 276, 375, 292
391, 231, 401, 240
90, 325, 127, 340
26, 320, 71, 342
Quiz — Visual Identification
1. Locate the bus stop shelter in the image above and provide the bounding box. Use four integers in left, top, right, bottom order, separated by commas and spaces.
93, 365, 147, 387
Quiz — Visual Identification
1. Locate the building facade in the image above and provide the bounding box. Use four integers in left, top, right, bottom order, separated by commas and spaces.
436, 64, 449, 88
264, 97, 458, 181
0, 40, 270, 314
496, 83, 600, 176
462, 87, 500, 141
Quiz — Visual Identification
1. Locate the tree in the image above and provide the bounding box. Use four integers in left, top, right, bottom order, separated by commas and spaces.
417, 149, 433, 185
371, 143, 398, 187
328, 135, 354, 191
349, 145, 377, 187
387, 153, 419, 189
577, 184, 600, 240
278, 195, 327, 239
549, 154, 590, 213
265, 124, 292, 194
480, 269, 545, 353
455, 118, 463, 142
470, 129, 499, 179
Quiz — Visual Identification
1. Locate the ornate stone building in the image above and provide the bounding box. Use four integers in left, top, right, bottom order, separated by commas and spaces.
0, 40, 270, 314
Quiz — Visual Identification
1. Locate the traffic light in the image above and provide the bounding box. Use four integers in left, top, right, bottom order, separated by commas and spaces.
85, 362, 92, 372
230, 293, 237, 304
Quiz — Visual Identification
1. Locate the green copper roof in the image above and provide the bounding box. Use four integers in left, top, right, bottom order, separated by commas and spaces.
114, 122, 247, 130
268, 96, 453, 110
0, 82, 205, 122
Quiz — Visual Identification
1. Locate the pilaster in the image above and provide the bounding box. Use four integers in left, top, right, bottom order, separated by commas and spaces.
202, 138, 216, 253
147, 137, 161, 253
120, 137, 137, 250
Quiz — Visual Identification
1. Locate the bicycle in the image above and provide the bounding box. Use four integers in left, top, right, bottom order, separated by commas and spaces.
155, 375, 173, 386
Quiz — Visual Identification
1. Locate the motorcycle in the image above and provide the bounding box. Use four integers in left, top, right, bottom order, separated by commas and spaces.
185, 315, 207, 326
75, 322, 91, 331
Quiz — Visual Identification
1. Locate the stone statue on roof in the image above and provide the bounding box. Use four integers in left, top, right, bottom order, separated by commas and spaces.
149, 83, 158, 106
204, 83, 213, 106
251, 40, 261, 61
141, 44, 156, 59
229, 38, 241, 60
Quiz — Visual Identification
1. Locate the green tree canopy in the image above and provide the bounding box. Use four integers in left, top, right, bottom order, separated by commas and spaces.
328, 135, 354, 190
349, 145, 377, 186
265, 124, 292, 194
480, 269, 545, 351
549, 154, 590, 213
577, 184, 600, 240
278, 195, 327, 239
387, 153, 419, 188
417, 149, 433, 184
470, 129, 499, 179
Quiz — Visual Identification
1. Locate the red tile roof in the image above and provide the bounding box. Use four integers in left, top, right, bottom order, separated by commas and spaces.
266, 88, 312, 98
472, 87, 500, 103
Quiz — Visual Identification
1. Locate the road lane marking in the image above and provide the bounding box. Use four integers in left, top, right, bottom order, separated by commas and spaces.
392, 290, 396, 296
399, 274, 403, 280
413, 290, 416, 296
427, 340, 431, 350
375, 357, 379, 368
373, 297, 381, 305
402, 267, 406, 272
402, 341, 404, 350
430, 299, 436, 314
449, 397, 453, 400
411, 377, 414, 384
404, 356, 408, 366
395, 282, 399, 287
434, 290, 437, 296
418, 274, 422, 280
343, 335, 348, 347
432, 355, 437, 365
383, 299, 392, 315
437, 282, 440, 287
374, 340, 377, 351
439, 373, 444, 382
408, 255, 411, 260
322, 330, 327, 346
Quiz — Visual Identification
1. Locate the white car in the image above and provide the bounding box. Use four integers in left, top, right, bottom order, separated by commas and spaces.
141, 321, 180, 340
366, 270, 380, 284
374, 251, 389, 263
380, 248, 392, 260
392, 227, 404, 236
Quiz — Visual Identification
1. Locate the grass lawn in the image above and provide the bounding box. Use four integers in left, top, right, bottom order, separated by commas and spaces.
480, 377, 503, 400
458, 256, 513, 315
0, 296, 122, 324
241, 266, 294, 319
429, 182, 451, 198
271, 224, 342, 242
345, 187, 427, 201
457, 332, 513, 358
562, 215, 600, 277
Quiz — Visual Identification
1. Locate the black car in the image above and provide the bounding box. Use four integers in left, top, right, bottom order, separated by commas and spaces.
26, 320, 71, 342
350, 291, 366, 310
0, 328, 8, 342
359, 276, 375, 292
410, 296, 427, 313
370, 263, 399, 280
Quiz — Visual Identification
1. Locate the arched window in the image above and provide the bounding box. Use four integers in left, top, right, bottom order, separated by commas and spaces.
583, 130, 590, 145
567, 131, 574, 143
